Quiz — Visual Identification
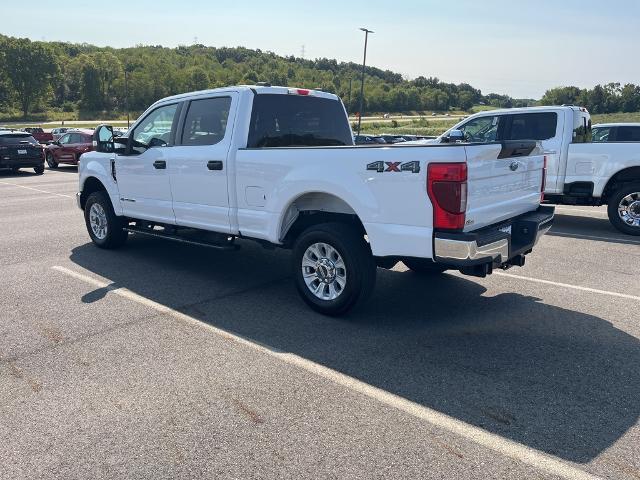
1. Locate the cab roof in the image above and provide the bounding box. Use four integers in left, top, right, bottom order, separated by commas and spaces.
155, 85, 340, 105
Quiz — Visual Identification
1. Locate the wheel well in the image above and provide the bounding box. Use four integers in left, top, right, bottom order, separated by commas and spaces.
280, 193, 366, 247
80, 177, 107, 210
602, 167, 640, 202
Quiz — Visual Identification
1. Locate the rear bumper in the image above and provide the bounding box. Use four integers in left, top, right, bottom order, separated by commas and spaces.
0, 157, 44, 169
433, 206, 554, 270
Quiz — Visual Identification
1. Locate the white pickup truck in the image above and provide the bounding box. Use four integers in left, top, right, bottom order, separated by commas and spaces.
433, 106, 640, 235
77, 85, 553, 315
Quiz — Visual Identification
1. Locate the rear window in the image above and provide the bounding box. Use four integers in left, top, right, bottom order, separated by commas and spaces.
0, 134, 38, 145
247, 94, 352, 148
506, 113, 557, 141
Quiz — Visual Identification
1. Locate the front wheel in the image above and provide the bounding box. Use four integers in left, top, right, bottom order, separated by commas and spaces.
46, 152, 58, 169
607, 182, 640, 236
292, 222, 376, 316
84, 191, 128, 248
34, 165, 44, 175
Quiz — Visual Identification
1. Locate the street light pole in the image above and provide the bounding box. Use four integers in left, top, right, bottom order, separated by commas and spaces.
357, 27, 373, 136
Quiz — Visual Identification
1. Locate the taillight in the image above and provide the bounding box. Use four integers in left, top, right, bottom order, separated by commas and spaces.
427, 163, 467, 230
541, 155, 547, 202
287, 88, 311, 96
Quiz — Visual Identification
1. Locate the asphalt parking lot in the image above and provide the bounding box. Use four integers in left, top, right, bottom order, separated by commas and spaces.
1, 167, 639, 480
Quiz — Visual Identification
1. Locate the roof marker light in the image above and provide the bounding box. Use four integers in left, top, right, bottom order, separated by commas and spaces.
288, 88, 311, 96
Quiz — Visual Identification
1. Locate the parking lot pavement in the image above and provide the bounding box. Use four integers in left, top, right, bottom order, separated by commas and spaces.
1, 168, 639, 480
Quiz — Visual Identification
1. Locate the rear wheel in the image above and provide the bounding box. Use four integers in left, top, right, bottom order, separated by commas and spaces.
84, 191, 128, 248
403, 258, 448, 274
33, 165, 44, 175
46, 152, 58, 169
607, 182, 640, 236
292, 222, 376, 316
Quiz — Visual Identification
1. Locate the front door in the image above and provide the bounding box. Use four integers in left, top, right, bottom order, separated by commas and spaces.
116, 102, 180, 224
169, 94, 237, 232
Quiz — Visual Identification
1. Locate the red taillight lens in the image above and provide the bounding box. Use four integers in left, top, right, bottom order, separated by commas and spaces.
427, 163, 467, 230
541, 155, 547, 202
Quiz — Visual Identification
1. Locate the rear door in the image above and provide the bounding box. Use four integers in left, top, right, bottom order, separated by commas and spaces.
169, 93, 237, 232
464, 143, 545, 231
503, 111, 562, 193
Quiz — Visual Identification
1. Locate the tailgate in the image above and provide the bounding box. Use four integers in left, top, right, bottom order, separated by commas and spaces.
464, 141, 544, 231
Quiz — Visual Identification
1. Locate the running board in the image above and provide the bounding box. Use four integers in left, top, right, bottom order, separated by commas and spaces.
124, 226, 239, 250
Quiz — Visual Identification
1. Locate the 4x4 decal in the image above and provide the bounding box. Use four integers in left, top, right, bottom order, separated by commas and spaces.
367, 161, 420, 173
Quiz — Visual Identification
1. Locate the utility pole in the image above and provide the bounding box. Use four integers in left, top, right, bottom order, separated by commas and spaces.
357, 27, 374, 136
124, 68, 130, 128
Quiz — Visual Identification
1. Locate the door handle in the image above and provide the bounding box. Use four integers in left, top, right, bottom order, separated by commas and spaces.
153, 160, 166, 169
207, 160, 223, 171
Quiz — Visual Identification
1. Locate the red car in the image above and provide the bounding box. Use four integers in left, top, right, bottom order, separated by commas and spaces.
45, 130, 94, 168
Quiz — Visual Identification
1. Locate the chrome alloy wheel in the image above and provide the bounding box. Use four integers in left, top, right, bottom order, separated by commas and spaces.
89, 203, 108, 240
618, 192, 640, 229
302, 242, 347, 300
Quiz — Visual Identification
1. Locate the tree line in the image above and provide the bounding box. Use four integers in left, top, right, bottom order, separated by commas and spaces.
541, 84, 640, 114
0, 35, 536, 120
2, 34, 636, 120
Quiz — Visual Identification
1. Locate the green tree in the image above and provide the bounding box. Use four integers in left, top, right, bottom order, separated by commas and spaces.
4, 37, 58, 117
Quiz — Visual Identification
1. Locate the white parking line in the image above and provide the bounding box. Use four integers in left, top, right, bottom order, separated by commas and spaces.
554, 207, 607, 216
495, 271, 640, 301
0, 181, 73, 199
52, 265, 601, 480
549, 231, 640, 246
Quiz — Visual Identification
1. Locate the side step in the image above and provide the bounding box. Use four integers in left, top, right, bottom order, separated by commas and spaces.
124, 226, 239, 250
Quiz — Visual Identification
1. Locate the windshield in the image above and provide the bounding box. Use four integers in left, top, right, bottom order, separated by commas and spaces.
247, 94, 353, 148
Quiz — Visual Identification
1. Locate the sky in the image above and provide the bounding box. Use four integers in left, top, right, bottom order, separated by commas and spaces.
3, 0, 639, 99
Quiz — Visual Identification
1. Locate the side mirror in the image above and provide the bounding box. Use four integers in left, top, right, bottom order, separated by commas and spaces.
444, 129, 465, 143
93, 124, 115, 153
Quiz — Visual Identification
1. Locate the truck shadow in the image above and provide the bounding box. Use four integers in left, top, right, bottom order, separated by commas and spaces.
69, 237, 640, 464
549, 213, 640, 245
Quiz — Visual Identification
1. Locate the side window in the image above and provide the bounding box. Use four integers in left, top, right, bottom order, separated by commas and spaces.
132, 103, 178, 153
181, 97, 232, 146
592, 127, 611, 142
458, 116, 500, 143
69, 133, 84, 143
58, 134, 71, 145
506, 113, 557, 141
614, 126, 640, 142
572, 112, 592, 143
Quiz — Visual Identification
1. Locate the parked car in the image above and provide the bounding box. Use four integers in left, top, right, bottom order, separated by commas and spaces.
354, 134, 386, 145
45, 130, 94, 168
379, 134, 406, 144
592, 123, 640, 143
51, 127, 74, 141
77, 85, 552, 315
434, 106, 640, 235
23, 127, 53, 144
0, 131, 45, 174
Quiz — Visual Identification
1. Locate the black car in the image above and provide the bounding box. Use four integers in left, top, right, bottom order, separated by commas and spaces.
0, 131, 45, 174
354, 134, 387, 145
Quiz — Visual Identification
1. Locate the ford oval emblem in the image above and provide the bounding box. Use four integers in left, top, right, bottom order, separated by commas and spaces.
509, 161, 519, 171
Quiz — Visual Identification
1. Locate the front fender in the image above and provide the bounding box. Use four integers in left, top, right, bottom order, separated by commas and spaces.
79, 152, 122, 215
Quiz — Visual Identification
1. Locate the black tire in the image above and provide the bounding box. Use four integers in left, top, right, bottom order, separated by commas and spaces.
84, 191, 128, 249
402, 258, 448, 274
292, 222, 376, 316
33, 165, 44, 175
46, 152, 58, 169
607, 182, 640, 236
